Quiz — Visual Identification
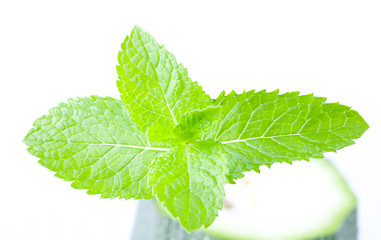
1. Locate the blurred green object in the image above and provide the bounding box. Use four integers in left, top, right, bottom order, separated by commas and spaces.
131, 159, 357, 240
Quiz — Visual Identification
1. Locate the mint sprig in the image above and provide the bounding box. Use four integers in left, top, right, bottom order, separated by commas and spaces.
24, 26, 369, 232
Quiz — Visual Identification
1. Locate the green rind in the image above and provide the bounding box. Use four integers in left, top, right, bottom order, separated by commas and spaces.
205, 159, 357, 240
131, 200, 356, 240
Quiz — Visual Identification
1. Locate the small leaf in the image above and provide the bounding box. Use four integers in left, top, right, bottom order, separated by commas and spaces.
174, 106, 222, 142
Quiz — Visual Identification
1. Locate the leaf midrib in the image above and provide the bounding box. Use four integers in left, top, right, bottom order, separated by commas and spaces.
220, 127, 350, 145
132, 30, 179, 125
29, 139, 170, 151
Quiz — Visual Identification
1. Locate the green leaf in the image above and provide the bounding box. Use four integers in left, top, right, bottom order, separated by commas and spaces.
174, 106, 222, 142
117, 26, 211, 133
23, 96, 170, 199
211, 90, 369, 180
148, 141, 229, 232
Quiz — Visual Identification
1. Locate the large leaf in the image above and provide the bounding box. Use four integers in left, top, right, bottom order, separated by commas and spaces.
211, 90, 369, 180
117, 26, 211, 133
24, 96, 169, 199
149, 141, 229, 232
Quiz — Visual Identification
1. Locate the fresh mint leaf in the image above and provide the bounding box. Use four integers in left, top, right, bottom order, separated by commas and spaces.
117, 26, 211, 133
24, 25, 369, 233
148, 141, 229, 232
23, 96, 169, 199
211, 90, 369, 180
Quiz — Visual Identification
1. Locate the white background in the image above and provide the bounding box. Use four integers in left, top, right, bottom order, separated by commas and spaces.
1, 0, 380, 239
